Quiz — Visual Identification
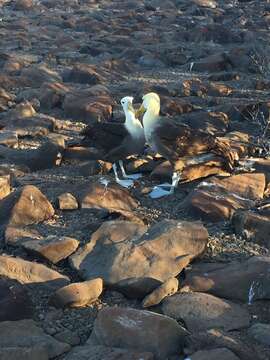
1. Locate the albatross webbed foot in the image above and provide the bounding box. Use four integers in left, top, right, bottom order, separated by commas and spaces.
119, 160, 142, 180
116, 178, 134, 188
149, 185, 174, 198
113, 163, 134, 188
148, 172, 181, 199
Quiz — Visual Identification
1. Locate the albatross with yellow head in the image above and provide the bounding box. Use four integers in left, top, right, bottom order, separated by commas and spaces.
136, 92, 236, 198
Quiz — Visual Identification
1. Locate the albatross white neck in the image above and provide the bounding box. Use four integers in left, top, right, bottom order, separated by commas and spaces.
123, 108, 143, 138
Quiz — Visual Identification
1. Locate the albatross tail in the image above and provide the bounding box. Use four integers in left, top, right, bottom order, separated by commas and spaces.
213, 138, 237, 171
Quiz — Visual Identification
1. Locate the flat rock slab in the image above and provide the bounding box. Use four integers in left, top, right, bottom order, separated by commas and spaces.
162, 292, 250, 331
187, 173, 265, 221
70, 219, 208, 285
189, 348, 240, 360
186, 328, 258, 360
0, 255, 69, 290
88, 307, 187, 360
22, 236, 79, 264
0, 347, 49, 360
184, 256, 270, 302
65, 345, 153, 360
0, 276, 34, 321
0, 319, 70, 358
78, 180, 138, 214
0, 185, 54, 226
233, 209, 270, 249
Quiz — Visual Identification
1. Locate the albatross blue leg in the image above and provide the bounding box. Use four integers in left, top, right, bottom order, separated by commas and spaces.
112, 163, 134, 188
149, 172, 181, 199
119, 160, 142, 180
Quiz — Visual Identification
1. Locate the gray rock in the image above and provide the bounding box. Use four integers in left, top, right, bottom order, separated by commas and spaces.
88, 307, 187, 359
0, 347, 48, 360
189, 348, 240, 360
162, 292, 250, 331
64, 345, 153, 360
248, 323, 270, 347
0, 319, 70, 358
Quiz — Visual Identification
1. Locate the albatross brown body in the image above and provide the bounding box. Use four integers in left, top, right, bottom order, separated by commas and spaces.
139, 92, 235, 197
152, 118, 235, 172
81, 96, 145, 187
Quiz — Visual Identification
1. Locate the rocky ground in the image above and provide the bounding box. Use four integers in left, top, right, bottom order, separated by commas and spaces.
1, 0, 270, 359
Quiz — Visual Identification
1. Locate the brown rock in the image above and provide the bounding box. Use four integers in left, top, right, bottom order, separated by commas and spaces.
63, 92, 113, 124
50, 278, 103, 308
113, 277, 162, 299
162, 292, 250, 331
142, 277, 178, 308
191, 53, 232, 73
39, 82, 70, 110
183, 256, 270, 302
0, 175, 10, 200
0, 141, 63, 171
0, 185, 54, 226
20, 66, 62, 88
70, 220, 207, 285
5, 226, 42, 245
186, 329, 258, 360
0, 276, 33, 321
88, 307, 187, 359
190, 348, 240, 360
233, 209, 270, 248
13, 0, 34, 10
0, 255, 69, 289
79, 181, 138, 214
22, 236, 79, 264
187, 173, 265, 221
63, 64, 105, 85
58, 192, 78, 210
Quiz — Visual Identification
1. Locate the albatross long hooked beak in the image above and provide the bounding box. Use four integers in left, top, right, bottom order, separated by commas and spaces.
135, 104, 146, 119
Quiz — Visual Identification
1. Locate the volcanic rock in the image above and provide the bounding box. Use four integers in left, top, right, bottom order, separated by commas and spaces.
0, 255, 69, 289
0, 185, 54, 226
88, 307, 187, 359
50, 278, 103, 308
142, 277, 178, 308
70, 220, 208, 285
0, 319, 69, 358
162, 292, 250, 331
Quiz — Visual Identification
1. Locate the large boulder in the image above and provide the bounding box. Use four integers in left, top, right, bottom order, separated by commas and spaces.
0, 276, 34, 321
0, 319, 69, 359
183, 256, 270, 302
162, 292, 250, 331
70, 220, 208, 286
88, 307, 187, 359
187, 173, 265, 222
0, 185, 54, 226
0, 255, 69, 290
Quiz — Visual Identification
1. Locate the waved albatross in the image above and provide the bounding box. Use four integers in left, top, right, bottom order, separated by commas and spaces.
137, 92, 235, 198
82, 96, 145, 188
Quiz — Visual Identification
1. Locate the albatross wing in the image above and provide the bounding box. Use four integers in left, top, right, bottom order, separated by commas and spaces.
81, 122, 128, 152
154, 118, 235, 171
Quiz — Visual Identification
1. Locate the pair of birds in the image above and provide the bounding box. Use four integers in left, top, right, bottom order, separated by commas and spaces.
82, 93, 235, 198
